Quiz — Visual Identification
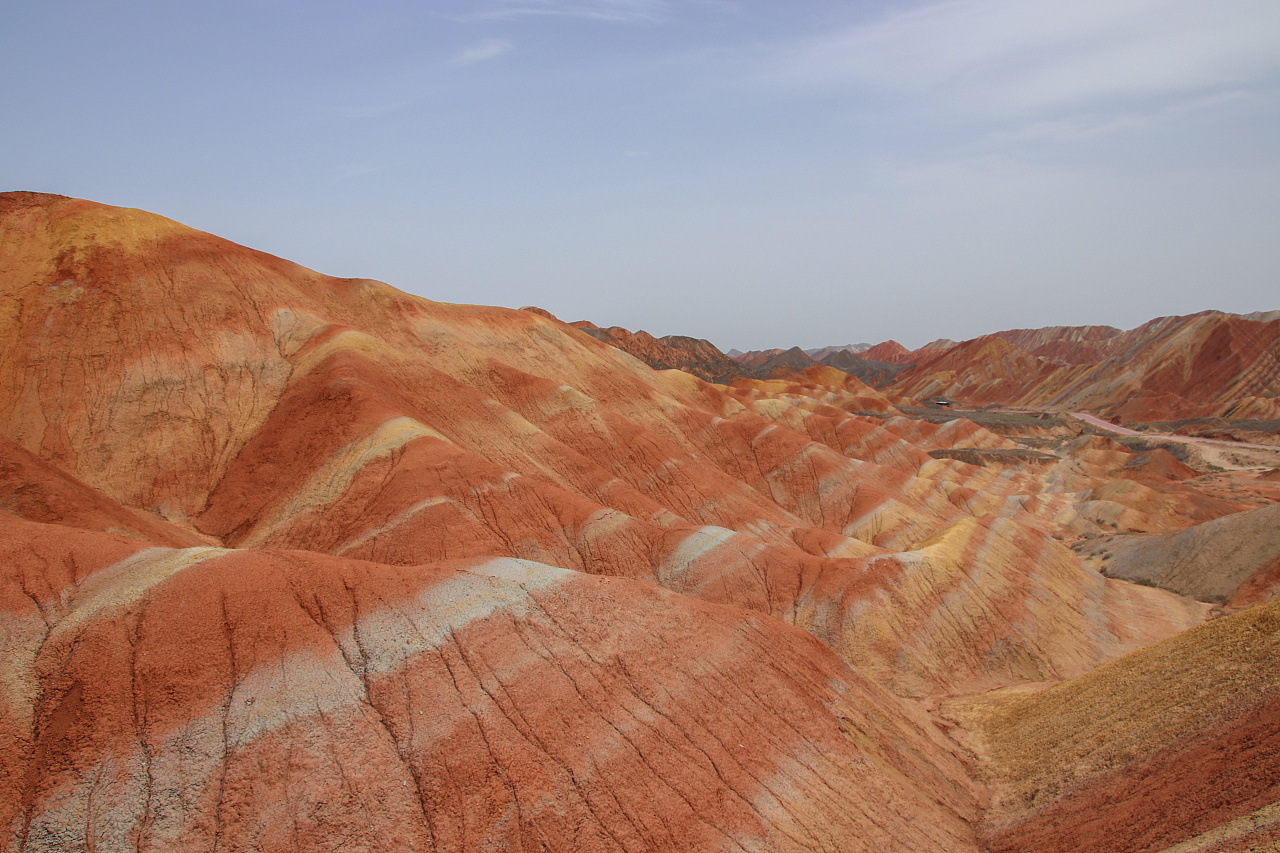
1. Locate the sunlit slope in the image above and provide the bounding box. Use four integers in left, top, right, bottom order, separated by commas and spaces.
0, 192, 1214, 698
888, 312, 1280, 420
0, 513, 983, 853
7, 191, 1274, 853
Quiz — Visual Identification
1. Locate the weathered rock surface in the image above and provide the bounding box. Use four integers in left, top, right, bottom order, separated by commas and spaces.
944, 601, 1280, 853
0, 435, 207, 547
1077, 502, 1280, 608
886, 312, 1280, 420
0, 514, 984, 853
1, 192, 1276, 852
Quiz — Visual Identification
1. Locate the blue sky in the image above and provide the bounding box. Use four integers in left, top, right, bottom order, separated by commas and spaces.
3, 0, 1278, 349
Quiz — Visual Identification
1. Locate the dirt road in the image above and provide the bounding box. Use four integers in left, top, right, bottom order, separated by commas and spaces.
1068, 412, 1280, 452
1068, 412, 1280, 472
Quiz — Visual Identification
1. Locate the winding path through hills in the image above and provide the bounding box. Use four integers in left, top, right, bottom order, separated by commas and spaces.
1069, 412, 1280, 454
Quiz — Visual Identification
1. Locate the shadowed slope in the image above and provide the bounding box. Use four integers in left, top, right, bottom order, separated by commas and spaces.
1078, 502, 1280, 609
0, 435, 208, 546
567, 319, 749, 384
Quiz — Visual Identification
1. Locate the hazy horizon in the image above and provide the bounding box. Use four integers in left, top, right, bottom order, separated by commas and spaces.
4, 0, 1278, 351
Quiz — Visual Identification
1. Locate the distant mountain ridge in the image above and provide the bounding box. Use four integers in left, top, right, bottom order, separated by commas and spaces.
890, 312, 1280, 419
805, 343, 874, 359
565, 318, 749, 384
719, 314, 1280, 420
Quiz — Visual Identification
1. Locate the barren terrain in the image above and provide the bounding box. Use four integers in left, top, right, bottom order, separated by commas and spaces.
1, 192, 1278, 852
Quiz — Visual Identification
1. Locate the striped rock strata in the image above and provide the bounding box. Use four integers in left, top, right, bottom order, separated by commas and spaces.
1, 192, 1274, 852
887, 312, 1280, 421
1, 513, 981, 853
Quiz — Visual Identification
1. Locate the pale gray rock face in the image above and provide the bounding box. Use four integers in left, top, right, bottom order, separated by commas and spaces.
1096, 502, 1280, 606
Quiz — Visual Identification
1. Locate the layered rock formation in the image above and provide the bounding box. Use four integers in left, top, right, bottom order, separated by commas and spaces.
859, 340, 913, 364
887, 312, 1280, 420
732, 314, 1280, 422
1077, 501, 1280, 610
1, 514, 984, 853
731, 343, 913, 387
2, 191, 1278, 852
566, 320, 750, 385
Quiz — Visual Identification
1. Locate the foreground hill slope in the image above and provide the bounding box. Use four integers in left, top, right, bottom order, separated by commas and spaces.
944, 600, 1280, 853
1, 192, 1276, 852
0, 513, 985, 853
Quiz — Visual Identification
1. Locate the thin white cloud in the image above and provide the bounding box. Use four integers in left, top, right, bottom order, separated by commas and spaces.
769, 0, 1280, 115
979, 88, 1260, 147
451, 38, 514, 64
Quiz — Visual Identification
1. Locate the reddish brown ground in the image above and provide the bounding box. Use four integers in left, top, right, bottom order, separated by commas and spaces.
887, 313, 1280, 421
984, 692, 1280, 853
1, 192, 1277, 852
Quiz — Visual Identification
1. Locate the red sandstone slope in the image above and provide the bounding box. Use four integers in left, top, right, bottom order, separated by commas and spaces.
736, 313, 1279, 418
888, 336, 1065, 404
0, 194, 1234, 672
2, 192, 1275, 852
0, 435, 207, 546
984, 324, 1124, 364
0, 513, 982, 853
861, 340, 913, 364
731, 347, 787, 368
567, 319, 749, 384
887, 312, 1280, 419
